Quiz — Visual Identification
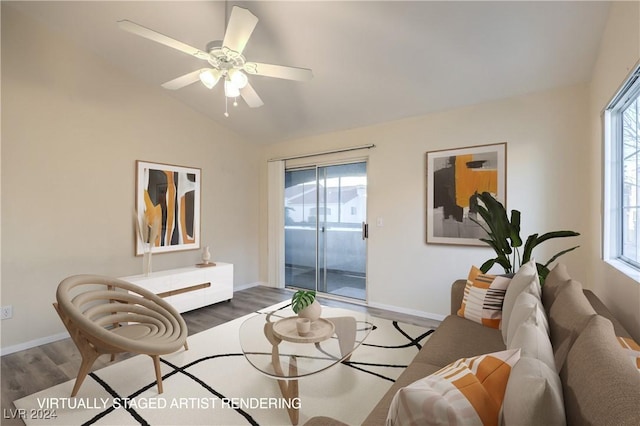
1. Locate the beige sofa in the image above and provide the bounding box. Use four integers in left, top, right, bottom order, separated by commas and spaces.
308, 265, 640, 425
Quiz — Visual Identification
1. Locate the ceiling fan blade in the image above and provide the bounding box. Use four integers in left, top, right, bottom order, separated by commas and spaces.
118, 20, 209, 60
240, 83, 264, 108
222, 6, 258, 55
244, 62, 313, 81
161, 69, 205, 90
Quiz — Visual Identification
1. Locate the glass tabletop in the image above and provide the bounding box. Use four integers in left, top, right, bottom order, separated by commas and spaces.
239, 304, 373, 379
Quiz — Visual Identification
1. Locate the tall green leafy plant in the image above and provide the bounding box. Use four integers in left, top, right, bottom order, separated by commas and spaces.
470, 192, 580, 281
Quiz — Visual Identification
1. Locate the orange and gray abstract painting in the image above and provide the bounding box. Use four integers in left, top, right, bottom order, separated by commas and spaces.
432, 152, 498, 239
144, 167, 197, 248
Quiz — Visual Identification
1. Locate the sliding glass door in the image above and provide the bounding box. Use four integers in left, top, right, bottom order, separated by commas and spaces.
284, 162, 367, 300
284, 167, 317, 292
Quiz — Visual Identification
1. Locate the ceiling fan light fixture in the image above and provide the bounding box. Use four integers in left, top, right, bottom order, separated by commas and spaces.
199, 69, 221, 89
224, 79, 241, 98
120, 6, 312, 116
228, 68, 248, 89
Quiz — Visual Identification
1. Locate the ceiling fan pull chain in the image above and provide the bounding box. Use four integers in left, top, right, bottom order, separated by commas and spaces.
233, 97, 238, 107
224, 97, 229, 118
224, 0, 228, 31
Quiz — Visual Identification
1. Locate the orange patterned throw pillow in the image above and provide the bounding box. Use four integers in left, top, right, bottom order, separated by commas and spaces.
458, 266, 511, 329
387, 349, 521, 426
618, 336, 640, 372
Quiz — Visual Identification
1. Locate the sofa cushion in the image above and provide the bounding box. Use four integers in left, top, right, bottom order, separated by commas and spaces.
502, 357, 566, 426
508, 320, 556, 372
387, 349, 520, 426
541, 263, 571, 314
547, 279, 597, 370
505, 291, 549, 345
417, 315, 506, 367
561, 315, 640, 426
457, 266, 511, 329
501, 260, 540, 342
451, 279, 467, 315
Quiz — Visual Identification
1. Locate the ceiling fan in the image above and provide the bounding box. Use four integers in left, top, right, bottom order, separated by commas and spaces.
118, 6, 313, 116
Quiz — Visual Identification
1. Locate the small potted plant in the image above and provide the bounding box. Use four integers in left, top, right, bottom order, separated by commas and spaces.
291, 290, 321, 321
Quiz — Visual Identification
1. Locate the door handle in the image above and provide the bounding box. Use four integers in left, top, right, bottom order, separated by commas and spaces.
362, 222, 369, 240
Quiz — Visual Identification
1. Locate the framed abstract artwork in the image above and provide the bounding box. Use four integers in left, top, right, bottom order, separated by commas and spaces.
426, 142, 506, 245
136, 161, 201, 255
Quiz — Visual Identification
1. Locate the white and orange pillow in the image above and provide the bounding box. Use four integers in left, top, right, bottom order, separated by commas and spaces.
386, 349, 520, 426
458, 266, 511, 329
617, 336, 640, 372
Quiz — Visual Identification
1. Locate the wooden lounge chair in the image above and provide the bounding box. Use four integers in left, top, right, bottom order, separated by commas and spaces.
53, 274, 188, 396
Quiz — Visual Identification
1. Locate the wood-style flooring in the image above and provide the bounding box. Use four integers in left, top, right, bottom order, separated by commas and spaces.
1, 286, 440, 425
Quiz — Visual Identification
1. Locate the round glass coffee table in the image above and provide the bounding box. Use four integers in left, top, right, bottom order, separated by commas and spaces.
239, 304, 373, 425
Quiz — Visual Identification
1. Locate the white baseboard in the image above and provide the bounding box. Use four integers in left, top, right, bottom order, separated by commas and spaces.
1, 331, 70, 357
367, 301, 447, 322
253, 281, 280, 288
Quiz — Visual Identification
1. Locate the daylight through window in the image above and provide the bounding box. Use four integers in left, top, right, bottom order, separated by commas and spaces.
606, 66, 640, 270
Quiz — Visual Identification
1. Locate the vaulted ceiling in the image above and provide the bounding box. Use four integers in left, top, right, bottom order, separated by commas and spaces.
5, 1, 610, 144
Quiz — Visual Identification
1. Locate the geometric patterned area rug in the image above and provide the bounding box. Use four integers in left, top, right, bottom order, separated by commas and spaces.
14, 302, 434, 425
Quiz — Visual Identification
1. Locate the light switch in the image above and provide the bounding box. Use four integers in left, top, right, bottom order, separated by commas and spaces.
377, 217, 384, 227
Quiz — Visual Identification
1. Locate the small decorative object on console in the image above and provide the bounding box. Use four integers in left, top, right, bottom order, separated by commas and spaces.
196, 246, 216, 268
202, 246, 211, 264
134, 210, 160, 276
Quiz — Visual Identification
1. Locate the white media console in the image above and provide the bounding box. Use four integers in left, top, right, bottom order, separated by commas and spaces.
121, 263, 233, 313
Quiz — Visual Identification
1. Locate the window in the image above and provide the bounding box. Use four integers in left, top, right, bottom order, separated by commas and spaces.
605, 65, 640, 272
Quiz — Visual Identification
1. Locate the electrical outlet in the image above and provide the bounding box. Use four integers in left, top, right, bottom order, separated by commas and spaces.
1, 305, 13, 320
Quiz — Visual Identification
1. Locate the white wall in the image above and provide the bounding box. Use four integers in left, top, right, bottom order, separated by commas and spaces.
1, 6, 260, 350
4, 1, 638, 354
260, 84, 590, 320
588, 1, 640, 341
